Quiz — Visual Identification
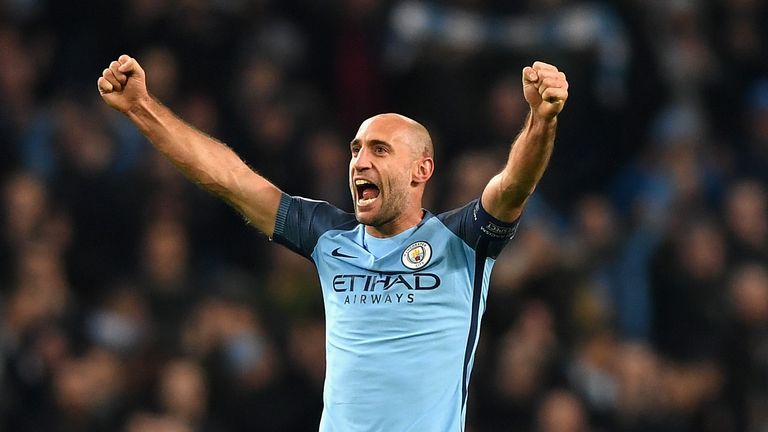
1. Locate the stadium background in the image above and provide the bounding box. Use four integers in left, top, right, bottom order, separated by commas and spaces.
1, 0, 768, 430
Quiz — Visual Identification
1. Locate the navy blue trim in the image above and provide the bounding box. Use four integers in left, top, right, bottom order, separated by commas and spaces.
272, 192, 292, 237
473, 200, 519, 240
461, 236, 489, 413
437, 199, 519, 260
436, 200, 479, 249
272, 193, 357, 261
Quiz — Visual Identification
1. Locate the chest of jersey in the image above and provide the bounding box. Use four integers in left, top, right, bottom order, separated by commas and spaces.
311, 220, 479, 334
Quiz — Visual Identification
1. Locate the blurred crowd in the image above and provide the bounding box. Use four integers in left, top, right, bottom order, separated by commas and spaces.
1, 0, 768, 431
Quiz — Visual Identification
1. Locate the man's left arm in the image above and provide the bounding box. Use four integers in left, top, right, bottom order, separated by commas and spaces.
481, 61, 569, 222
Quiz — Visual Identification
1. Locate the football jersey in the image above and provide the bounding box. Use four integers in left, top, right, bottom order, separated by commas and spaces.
272, 193, 518, 431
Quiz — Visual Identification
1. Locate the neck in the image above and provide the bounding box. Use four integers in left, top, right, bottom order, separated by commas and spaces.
365, 208, 424, 238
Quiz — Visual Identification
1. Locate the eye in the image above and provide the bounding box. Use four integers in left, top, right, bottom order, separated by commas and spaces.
374, 145, 388, 155
351, 145, 361, 156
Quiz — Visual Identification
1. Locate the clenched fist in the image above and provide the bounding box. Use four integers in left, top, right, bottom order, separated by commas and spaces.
97, 54, 149, 114
522, 61, 569, 120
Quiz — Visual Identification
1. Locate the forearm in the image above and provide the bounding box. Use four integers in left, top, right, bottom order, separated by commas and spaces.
480, 61, 567, 221
501, 112, 557, 201
127, 95, 280, 235
128, 95, 240, 193
482, 112, 557, 221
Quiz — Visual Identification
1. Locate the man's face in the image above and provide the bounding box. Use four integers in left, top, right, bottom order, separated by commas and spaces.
349, 116, 417, 227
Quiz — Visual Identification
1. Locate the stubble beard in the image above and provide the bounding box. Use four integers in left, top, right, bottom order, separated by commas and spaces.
355, 178, 410, 228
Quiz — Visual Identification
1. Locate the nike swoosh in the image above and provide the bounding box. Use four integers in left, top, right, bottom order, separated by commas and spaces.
331, 247, 356, 259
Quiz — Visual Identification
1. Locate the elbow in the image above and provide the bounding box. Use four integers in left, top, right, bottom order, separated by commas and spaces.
499, 173, 536, 205
502, 185, 534, 207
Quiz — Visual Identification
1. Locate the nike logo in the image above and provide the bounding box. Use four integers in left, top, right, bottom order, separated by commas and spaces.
331, 247, 356, 259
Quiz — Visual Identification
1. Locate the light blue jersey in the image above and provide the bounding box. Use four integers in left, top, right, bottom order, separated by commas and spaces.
273, 193, 518, 431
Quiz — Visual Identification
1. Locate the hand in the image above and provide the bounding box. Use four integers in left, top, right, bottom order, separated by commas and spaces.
522, 61, 569, 120
97, 54, 149, 114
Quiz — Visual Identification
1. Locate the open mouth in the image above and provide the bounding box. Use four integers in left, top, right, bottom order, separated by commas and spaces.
355, 179, 380, 206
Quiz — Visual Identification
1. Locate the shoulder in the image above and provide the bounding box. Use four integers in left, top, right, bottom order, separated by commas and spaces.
278, 194, 356, 229
273, 193, 358, 259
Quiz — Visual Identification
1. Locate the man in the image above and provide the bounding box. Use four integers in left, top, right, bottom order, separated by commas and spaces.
98, 54, 568, 431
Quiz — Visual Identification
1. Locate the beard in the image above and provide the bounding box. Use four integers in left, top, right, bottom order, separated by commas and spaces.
354, 177, 410, 228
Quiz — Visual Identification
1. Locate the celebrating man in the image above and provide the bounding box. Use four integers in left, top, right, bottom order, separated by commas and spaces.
98, 54, 568, 431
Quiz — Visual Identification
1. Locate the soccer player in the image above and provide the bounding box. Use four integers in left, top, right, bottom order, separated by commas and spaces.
98, 54, 568, 431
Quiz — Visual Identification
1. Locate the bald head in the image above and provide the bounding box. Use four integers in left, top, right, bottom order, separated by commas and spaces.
359, 113, 434, 159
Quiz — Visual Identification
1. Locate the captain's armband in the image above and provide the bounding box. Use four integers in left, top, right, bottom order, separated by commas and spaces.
472, 200, 519, 240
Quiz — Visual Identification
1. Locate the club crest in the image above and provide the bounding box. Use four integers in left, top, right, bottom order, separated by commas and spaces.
402, 241, 432, 270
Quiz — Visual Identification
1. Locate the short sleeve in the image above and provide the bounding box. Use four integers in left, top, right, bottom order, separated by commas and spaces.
436, 199, 519, 259
272, 193, 357, 260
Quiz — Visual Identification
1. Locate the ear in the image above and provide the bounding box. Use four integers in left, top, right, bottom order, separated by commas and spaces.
412, 157, 434, 184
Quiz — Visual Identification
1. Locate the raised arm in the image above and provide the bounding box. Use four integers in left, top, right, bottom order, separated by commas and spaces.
481, 61, 569, 222
97, 54, 281, 236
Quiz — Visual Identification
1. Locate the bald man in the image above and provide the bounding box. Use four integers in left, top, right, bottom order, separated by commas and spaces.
98, 55, 568, 431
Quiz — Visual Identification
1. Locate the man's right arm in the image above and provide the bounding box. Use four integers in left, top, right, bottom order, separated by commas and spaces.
98, 54, 281, 237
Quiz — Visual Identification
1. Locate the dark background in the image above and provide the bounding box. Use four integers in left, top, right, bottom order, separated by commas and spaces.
1, 0, 768, 431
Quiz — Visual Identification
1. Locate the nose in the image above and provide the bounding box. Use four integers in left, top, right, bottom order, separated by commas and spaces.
352, 146, 372, 171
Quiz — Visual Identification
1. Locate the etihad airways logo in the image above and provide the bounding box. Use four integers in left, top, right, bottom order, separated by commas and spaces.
332, 273, 440, 292
332, 272, 441, 305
